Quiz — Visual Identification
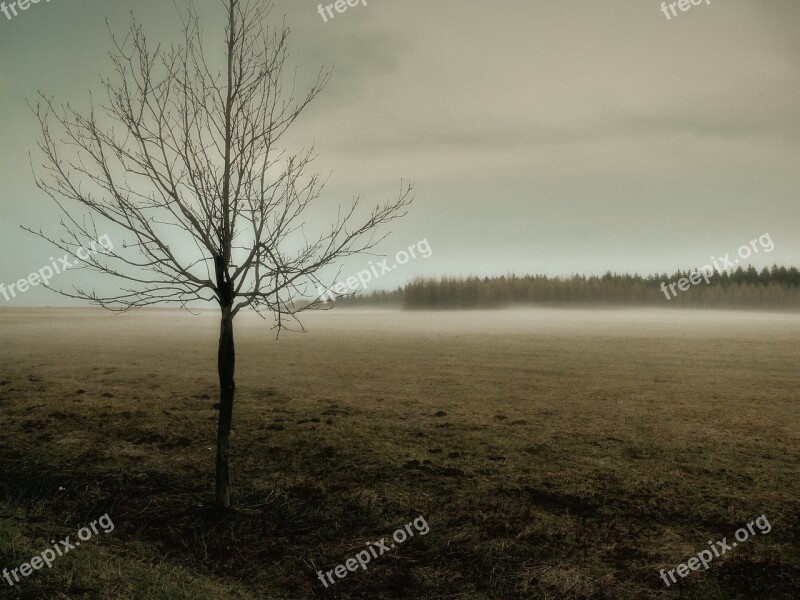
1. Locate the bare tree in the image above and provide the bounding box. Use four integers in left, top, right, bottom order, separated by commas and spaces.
26, 0, 412, 508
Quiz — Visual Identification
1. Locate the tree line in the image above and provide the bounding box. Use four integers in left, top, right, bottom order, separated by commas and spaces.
336, 265, 800, 310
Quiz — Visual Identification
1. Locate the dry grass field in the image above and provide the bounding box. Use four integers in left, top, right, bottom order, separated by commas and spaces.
0, 307, 798, 599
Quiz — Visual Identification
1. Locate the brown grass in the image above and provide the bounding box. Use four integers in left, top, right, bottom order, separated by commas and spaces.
0, 307, 798, 599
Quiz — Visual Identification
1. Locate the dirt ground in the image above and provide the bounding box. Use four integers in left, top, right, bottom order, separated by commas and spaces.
0, 307, 798, 599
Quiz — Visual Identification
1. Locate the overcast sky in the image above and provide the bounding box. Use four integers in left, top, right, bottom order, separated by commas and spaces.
1, 0, 798, 305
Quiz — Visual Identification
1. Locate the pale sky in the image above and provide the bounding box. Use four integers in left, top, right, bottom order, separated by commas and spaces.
1, 0, 798, 305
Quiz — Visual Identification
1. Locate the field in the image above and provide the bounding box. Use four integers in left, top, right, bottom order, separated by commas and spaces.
0, 307, 798, 599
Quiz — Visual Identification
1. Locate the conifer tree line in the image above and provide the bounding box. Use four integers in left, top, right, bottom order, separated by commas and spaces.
336, 265, 800, 310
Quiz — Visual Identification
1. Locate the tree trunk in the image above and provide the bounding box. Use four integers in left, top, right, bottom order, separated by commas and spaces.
215, 304, 236, 508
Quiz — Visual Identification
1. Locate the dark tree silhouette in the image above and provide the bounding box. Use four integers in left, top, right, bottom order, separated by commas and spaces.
27, 0, 412, 508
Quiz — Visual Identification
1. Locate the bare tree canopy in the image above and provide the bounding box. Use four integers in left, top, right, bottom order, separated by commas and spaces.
28, 0, 412, 322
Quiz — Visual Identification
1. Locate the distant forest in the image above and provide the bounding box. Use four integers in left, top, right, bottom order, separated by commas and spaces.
335, 265, 800, 310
